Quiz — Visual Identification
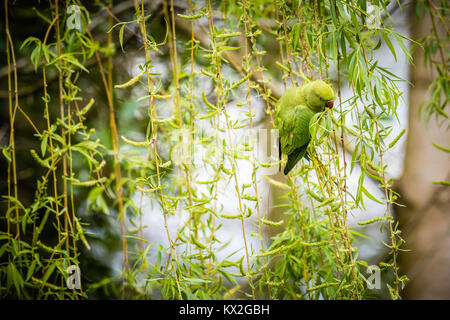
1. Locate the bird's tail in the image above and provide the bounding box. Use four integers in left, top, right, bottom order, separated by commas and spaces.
284, 144, 308, 175
278, 138, 282, 172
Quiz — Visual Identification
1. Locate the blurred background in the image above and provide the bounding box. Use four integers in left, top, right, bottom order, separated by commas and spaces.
0, 0, 448, 299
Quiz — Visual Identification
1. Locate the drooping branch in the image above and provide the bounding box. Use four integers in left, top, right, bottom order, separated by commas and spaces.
174, 15, 283, 101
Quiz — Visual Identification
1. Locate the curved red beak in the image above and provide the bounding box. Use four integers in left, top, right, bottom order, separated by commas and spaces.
326, 100, 334, 109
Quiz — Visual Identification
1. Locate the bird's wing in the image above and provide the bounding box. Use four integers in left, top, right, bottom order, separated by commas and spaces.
284, 144, 308, 175
279, 105, 314, 156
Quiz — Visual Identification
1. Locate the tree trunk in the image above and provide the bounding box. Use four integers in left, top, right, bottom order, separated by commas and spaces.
396, 2, 450, 299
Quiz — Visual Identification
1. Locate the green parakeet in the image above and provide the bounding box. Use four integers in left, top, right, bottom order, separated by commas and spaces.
275, 80, 336, 175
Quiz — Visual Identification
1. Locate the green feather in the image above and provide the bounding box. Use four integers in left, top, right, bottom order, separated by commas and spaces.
275, 80, 336, 175
284, 144, 309, 175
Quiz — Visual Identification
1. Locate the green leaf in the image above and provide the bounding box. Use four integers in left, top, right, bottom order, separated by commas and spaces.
382, 31, 396, 61
356, 172, 365, 208
26, 259, 38, 282
0, 243, 8, 258
331, 32, 338, 71
361, 186, 384, 204
30, 44, 42, 71
432, 142, 450, 153
2, 147, 11, 162
291, 23, 300, 50
432, 180, 450, 186
8, 262, 24, 296
388, 129, 406, 149
392, 33, 412, 61
20, 36, 41, 50
41, 133, 48, 157
42, 263, 57, 285
119, 24, 125, 52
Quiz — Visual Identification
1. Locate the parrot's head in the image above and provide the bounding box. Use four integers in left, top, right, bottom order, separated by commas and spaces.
305, 80, 336, 113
